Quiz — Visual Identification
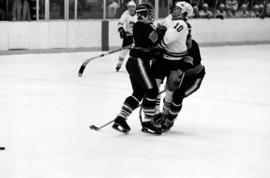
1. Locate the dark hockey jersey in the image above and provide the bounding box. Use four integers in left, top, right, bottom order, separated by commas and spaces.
129, 21, 158, 60
188, 39, 201, 66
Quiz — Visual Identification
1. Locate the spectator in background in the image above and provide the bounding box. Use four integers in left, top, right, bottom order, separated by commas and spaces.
258, 4, 265, 18
12, 0, 22, 20
230, 4, 241, 18
225, 1, 233, 18
107, 0, 119, 18
250, 4, 261, 17
22, 0, 31, 20
215, 3, 226, 19
192, 5, 200, 18
239, 3, 250, 18
199, 3, 213, 18
266, 2, 270, 17
12, 0, 31, 21
231, 0, 238, 11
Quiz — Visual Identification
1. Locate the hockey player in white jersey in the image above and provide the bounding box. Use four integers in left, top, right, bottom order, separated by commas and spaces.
151, 1, 194, 123
115, 1, 137, 72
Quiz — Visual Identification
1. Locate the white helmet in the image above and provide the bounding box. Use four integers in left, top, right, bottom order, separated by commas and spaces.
127, 1, 136, 7
175, 1, 194, 19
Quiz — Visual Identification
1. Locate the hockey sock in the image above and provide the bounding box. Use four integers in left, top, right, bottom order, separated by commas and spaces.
142, 96, 156, 121
162, 90, 173, 115
155, 95, 161, 114
154, 79, 163, 115
119, 95, 140, 119
168, 101, 182, 120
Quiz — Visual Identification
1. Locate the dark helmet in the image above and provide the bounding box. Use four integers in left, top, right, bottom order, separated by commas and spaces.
136, 3, 155, 21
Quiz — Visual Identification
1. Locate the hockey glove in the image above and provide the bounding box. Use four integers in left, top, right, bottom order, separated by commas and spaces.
156, 25, 167, 42
118, 27, 126, 39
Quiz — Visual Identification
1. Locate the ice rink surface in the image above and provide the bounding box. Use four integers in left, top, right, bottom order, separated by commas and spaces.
0, 45, 270, 178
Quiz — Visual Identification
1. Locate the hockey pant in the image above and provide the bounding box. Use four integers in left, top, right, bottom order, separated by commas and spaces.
168, 66, 205, 119
119, 57, 158, 120
118, 35, 134, 65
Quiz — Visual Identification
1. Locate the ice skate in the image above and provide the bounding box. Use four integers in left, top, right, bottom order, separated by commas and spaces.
112, 116, 130, 133
153, 113, 165, 125
161, 117, 175, 132
141, 120, 162, 135
115, 64, 121, 72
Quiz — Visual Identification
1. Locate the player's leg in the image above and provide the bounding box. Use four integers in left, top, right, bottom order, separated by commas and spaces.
112, 75, 144, 133
160, 69, 184, 119
132, 58, 162, 134
112, 57, 144, 133
161, 88, 184, 131
162, 67, 205, 131
155, 82, 162, 114
150, 58, 171, 121
116, 36, 133, 72
157, 58, 193, 131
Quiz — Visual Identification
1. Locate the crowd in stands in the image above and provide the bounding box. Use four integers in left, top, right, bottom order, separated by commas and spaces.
115, 0, 270, 19
0, 0, 270, 21
190, 0, 270, 19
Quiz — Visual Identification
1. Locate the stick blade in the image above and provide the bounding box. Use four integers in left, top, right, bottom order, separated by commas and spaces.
89, 125, 99, 131
78, 65, 86, 77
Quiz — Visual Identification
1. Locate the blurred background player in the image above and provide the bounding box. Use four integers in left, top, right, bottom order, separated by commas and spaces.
115, 0, 137, 72
112, 4, 164, 135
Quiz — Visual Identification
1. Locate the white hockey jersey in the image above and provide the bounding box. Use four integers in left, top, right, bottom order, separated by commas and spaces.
117, 10, 137, 35
158, 14, 189, 61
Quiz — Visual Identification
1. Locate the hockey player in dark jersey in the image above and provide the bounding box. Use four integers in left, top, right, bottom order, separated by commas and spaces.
156, 22, 206, 132
112, 3, 165, 135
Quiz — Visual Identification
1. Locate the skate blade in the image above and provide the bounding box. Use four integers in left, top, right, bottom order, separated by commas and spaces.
161, 128, 170, 133
112, 123, 129, 134
141, 128, 162, 135
161, 125, 174, 133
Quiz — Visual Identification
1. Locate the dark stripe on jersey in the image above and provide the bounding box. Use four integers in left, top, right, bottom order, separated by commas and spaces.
184, 78, 203, 97
164, 50, 187, 58
159, 39, 167, 48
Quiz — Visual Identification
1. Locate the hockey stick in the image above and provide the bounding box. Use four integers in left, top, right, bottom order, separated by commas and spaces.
78, 45, 132, 77
89, 89, 166, 131
90, 66, 201, 131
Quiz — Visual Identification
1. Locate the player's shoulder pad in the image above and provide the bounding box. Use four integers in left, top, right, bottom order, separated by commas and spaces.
158, 14, 172, 26
173, 19, 188, 26
121, 10, 130, 18
135, 21, 149, 27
